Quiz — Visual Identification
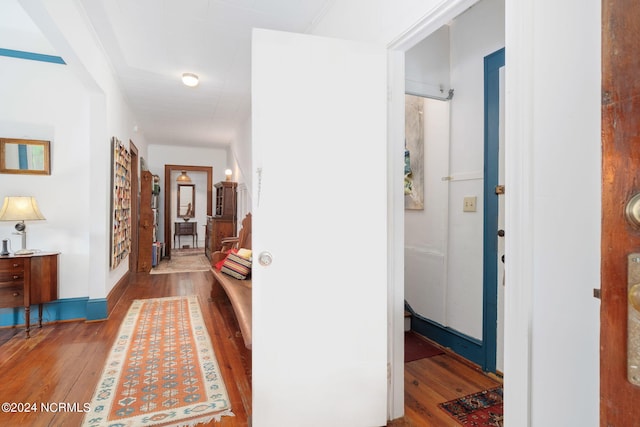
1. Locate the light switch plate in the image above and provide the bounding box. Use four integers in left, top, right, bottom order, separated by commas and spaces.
463, 196, 477, 212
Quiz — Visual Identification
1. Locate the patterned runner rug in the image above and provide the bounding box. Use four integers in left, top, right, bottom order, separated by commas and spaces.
150, 255, 211, 275
83, 296, 233, 427
438, 387, 503, 427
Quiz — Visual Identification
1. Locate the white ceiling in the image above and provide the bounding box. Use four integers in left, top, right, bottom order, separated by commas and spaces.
76, 0, 335, 148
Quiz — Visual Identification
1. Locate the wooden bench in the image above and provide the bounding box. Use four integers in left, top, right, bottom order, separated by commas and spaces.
210, 213, 252, 349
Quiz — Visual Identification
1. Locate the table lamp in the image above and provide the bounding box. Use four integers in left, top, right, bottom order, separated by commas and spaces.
0, 196, 46, 255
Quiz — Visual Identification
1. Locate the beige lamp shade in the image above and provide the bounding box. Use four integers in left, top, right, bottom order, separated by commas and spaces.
0, 196, 46, 221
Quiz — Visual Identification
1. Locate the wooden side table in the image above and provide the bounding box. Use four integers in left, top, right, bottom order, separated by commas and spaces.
0, 252, 59, 338
174, 221, 198, 248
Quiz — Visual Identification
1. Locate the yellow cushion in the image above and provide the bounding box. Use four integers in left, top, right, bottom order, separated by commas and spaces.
237, 248, 252, 259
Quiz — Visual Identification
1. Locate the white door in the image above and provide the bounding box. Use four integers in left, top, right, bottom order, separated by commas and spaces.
252, 29, 389, 427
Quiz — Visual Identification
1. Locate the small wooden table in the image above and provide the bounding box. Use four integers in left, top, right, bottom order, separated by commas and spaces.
0, 251, 59, 338
174, 221, 198, 248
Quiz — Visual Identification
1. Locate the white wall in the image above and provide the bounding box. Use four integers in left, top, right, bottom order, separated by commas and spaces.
229, 115, 252, 192
405, 26, 451, 99
404, 0, 504, 342
312, 0, 478, 46
1, 0, 148, 303
404, 97, 450, 324
147, 144, 228, 244
147, 144, 228, 185
0, 57, 91, 299
447, 0, 504, 338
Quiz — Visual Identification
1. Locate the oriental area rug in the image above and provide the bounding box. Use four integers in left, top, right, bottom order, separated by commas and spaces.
438, 387, 503, 427
82, 296, 233, 427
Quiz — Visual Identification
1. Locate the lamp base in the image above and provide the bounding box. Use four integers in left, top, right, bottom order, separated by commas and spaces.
14, 249, 35, 255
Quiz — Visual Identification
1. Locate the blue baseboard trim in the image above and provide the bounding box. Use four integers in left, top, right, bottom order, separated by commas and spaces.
0, 297, 108, 327
0, 48, 66, 64
410, 312, 483, 367
86, 298, 108, 321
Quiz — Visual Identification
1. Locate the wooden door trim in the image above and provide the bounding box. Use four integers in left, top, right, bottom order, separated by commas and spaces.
601, 0, 640, 423
164, 165, 212, 259
129, 141, 139, 273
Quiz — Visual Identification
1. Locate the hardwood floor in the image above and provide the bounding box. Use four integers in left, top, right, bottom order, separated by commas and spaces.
0, 270, 251, 427
389, 351, 502, 426
0, 269, 500, 427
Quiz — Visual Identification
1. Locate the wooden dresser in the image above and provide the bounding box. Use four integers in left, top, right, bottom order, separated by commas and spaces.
0, 252, 59, 337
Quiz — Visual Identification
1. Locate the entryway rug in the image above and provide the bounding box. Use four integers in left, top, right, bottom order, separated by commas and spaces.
82, 296, 233, 427
438, 387, 503, 427
150, 254, 211, 274
404, 331, 444, 362
172, 248, 205, 257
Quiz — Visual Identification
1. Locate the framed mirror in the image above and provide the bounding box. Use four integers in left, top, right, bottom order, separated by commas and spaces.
177, 183, 195, 218
0, 138, 51, 175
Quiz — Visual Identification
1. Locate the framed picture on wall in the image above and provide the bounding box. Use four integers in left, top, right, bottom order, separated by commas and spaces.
405, 94, 425, 210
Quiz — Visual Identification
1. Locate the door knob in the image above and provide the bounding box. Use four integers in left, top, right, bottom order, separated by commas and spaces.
625, 193, 640, 228
258, 251, 273, 266
497, 229, 505, 237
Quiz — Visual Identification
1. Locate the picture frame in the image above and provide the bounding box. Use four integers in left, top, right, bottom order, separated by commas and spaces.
0, 138, 51, 175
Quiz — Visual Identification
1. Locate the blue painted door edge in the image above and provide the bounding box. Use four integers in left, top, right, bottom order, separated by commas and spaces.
482, 47, 505, 372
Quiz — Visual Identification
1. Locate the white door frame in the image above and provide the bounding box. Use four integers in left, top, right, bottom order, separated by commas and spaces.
384, 0, 525, 422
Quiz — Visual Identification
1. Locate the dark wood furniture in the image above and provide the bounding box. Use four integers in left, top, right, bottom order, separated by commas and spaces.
219, 212, 252, 253
174, 221, 198, 248
0, 252, 59, 337
138, 170, 156, 272
210, 213, 252, 349
215, 181, 237, 217
205, 216, 235, 257
205, 181, 238, 259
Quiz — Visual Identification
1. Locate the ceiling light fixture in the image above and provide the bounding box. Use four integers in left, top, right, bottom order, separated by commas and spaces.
176, 171, 192, 183
181, 72, 199, 87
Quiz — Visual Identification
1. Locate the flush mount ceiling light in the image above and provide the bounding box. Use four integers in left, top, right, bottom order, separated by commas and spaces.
181, 72, 199, 87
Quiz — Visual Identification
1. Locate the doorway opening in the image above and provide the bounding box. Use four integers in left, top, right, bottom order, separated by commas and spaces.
163, 165, 213, 259
401, 0, 505, 408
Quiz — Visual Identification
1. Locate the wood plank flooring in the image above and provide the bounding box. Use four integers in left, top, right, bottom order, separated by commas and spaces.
389, 352, 502, 426
0, 269, 500, 427
0, 270, 251, 427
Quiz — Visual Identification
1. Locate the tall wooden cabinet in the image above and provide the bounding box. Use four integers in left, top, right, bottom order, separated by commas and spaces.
138, 170, 160, 272
205, 181, 237, 260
